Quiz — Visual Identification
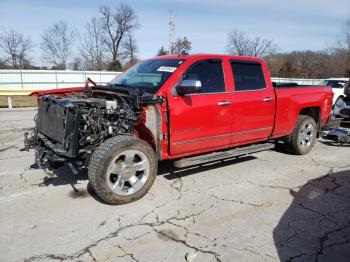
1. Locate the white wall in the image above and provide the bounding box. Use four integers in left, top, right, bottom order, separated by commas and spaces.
0, 70, 121, 90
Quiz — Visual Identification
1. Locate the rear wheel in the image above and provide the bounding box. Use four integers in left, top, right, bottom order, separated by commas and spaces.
287, 115, 317, 155
88, 136, 157, 205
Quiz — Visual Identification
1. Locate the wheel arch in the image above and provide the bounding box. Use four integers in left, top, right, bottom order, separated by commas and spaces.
135, 125, 157, 152
299, 106, 321, 125
299, 106, 321, 137
134, 105, 163, 160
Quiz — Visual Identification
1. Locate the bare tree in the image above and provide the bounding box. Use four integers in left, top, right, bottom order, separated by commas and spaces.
0, 58, 7, 69
338, 18, 350, 50
172, 37, 191, 55
227, 30, 277, 57
99, 4, 139, 70
70, 57, 82, 71
226, 31, 251, 56
0, 28, 32, 68
330, 18, 350, 77
120, 32, 138, 64
340, 19, 350, 76
157, 46, 167, 56
80, 17, 106, 70
41, 21, 75, 69
267, 51, 337, 78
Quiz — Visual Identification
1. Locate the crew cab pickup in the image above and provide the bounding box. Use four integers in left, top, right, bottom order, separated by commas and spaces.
25, 54, 334, 204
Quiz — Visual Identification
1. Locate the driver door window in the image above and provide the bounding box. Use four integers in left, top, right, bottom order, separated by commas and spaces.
183, 60, 225, 93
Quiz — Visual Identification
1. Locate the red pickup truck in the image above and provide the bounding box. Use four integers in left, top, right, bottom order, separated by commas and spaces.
26, 54, 333, 204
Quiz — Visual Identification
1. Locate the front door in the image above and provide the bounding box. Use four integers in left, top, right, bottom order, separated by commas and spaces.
168, 59, 233, 155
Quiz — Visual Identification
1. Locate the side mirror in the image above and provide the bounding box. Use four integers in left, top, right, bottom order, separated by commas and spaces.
176, 80, 202, 96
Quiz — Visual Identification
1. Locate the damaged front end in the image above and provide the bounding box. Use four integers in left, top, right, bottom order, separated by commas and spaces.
25, 86, 163, 170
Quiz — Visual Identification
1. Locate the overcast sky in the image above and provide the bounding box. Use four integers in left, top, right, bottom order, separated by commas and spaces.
0, 0, 349, 66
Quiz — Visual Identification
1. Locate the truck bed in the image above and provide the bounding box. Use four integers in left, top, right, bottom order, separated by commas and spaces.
272, 85, 333, 138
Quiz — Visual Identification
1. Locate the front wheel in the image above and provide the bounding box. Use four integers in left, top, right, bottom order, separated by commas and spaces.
287, 115, 317, 155
88, 136, 157, 205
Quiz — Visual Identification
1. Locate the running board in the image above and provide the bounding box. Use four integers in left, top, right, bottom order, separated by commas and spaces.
173, 143, 275, 168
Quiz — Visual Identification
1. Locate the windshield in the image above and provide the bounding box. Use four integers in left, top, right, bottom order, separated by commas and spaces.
110, 59, 184, 93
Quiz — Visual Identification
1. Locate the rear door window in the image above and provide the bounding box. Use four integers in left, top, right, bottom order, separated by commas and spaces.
230, 61, 266, 91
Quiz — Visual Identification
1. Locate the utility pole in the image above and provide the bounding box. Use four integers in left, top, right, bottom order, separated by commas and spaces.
168, 10, 175, 55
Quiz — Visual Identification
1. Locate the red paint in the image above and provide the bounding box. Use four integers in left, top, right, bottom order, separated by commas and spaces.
158, 54, 332, 159
32, 54, 333, 160
30, 87, 85, 101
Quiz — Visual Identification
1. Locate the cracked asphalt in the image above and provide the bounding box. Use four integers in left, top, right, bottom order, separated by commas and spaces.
1, 109, 350, 262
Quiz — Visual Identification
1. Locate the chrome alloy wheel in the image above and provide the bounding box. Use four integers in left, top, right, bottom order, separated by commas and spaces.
299, 122, 314, 149
106, 149, 150, 196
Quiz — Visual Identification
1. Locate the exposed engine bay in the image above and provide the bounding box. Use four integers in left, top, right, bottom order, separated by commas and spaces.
24, 86, 163, 169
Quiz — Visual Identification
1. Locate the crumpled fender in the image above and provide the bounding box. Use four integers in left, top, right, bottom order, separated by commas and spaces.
135, 105, 163, 159
30, 87, 85, 99
30, 78, 96, 102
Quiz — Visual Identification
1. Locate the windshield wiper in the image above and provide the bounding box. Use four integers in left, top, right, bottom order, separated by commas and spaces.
109, 83, 131, 88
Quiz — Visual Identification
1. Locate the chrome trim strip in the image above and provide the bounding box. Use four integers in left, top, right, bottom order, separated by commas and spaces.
182, 88, 270, 95
172, 127, 272, 145
231, 127, 271, 136
233, 87, 267, 92
173, 133, 231, 145
184, 91, 231, 96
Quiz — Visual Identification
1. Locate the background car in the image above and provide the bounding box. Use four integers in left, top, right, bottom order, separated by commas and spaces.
333, 80, 350, 119
320, 78, 349, 105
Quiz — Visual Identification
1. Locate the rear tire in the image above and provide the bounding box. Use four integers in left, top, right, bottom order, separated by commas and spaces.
88, 136, 157, 205
287, 115, 317, 155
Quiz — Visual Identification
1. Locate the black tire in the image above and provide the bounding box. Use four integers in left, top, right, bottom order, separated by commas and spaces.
88, 136, 157, 205
287, 115, 317, 155
334, 96, 344, 107
333, 96, 344, 116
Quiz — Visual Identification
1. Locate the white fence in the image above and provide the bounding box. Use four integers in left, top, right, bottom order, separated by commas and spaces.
0, 69, 326, 91
0, 70, 121, 90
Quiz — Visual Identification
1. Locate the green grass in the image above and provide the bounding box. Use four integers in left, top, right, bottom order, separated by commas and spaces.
0, 96, 37, 108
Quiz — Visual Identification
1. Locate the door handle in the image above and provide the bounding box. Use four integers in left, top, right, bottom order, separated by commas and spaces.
263, 97, 273, 102
218, 101, 232, 106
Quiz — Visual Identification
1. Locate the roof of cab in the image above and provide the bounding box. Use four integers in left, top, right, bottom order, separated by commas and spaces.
152, 53, 265, 63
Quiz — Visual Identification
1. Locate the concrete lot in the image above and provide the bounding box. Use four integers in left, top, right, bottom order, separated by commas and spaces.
0, 109, 349, 262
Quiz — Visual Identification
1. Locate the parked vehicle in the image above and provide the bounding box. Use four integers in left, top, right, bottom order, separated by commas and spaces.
323, 80, 350, 143
333, 80, 350, 119
320, 78, 349, 105
25, 54, 334, 204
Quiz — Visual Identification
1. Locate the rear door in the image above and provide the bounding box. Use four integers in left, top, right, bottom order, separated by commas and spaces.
229, 60, 275, 144
168, 59, 233, 155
